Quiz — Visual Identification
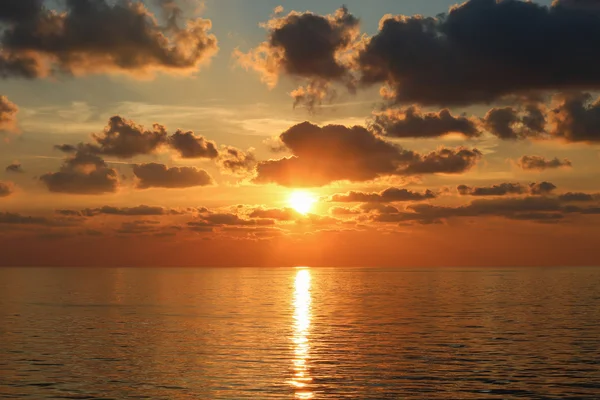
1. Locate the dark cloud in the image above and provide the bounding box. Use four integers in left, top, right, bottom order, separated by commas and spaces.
357, 0, 600, 105
90, 116, 168, 158
458, 183, 527, 196
370, 107, 480, 138
219, 147, 257, 175
373, 196, 565, 225
116, 220, 162, 235
39, 151, 119, 194
330, 187, 436, 203
329, 206, 361, 216
558, 192, 600, 202
0, 182, 14, 197
401, 147, 482, 175
82, 205, 168, 217
169, 130, 218, 159
458, 182, 557, 196
0, 0, 218, 79
236, 7, 359, 108
483, 104, 546, 140
56, 116, 227, 160
54, 144, 78, 153
360, 203, 400, 215
133, 163, 213, 189
0, 95, 18, 131
249, 207, 300, 221
254, 122, 481, 187
0, 211, 49, 225
518, 155, 572, 171
5, 162, 23, 173
188, 212, 275, 232
549, 93, 600, 142
529, 181, 557, 195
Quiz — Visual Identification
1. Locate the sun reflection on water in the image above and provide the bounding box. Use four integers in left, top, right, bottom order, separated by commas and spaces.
290, 268, 313, 399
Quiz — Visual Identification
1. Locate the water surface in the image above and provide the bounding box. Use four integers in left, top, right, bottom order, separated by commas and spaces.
1, 267, 599, 399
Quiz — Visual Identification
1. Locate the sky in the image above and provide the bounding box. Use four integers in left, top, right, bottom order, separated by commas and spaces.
1, 0, 600, 267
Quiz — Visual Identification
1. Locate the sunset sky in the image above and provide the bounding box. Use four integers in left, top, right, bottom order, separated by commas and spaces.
1, 0, 600, 267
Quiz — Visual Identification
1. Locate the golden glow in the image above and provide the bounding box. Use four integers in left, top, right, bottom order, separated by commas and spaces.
289, 191, 316, 215
290, 268, 313, 399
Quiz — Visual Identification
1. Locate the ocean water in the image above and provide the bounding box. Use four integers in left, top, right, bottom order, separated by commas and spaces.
0, 267, 599, 399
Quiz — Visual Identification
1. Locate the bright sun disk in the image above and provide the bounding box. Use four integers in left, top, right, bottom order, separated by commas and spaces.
289, 191, 316, 215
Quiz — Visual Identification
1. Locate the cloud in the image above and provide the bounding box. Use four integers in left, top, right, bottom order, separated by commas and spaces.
254, 122, 481, 187
401, 147, 482, 175
0, 182, 14, 197
329, 187, 436, 203
5, 162, 23, 173
357, 0, 600, 105
40, 151, 120, 194
549, 92, 600, 142
0, 95, 18, 131
518, 155, 572, 171
373, 196, 566, 224
483, 104, 546, 140
80, 205, 169, 217
0, 211, 49, 225
457, 183, 527, 196
88, 116, 168, 158
329, 206, 361, 216
55, 116, 224, 160
235, 6, 359, 108
457, 182, 556, 196
0, 0, 218, 79
370, 106, 480, 138
133, 163, 213, 189
219, 147, 257, 175
529, 181, 558, 195
188, 212, 275, 232
169, 130, 218, 159
116, 220, 162, 235
249, 207, 300, 221
558, 192, 600, 202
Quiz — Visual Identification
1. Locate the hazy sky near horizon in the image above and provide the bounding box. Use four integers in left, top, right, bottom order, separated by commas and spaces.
1, 0, 600, 267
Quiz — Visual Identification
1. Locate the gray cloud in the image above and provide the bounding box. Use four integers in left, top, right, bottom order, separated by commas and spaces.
529, 181, 558, 195
358, 0, 600, 106
549, 92, 600, 142
330, 187, 436, 203
236, 7, 359, 109
133, 163, 213, 189
254, 122, 481, 187
558, 192, 600, 202
219, 147, 257, 175
483, 104, 546, 140
370, 107, 480, 138
40, 151, 119, 194
169, 130, 218, 159
5, 162, 23, 173
0, 95, 18, 131
249, 207, 300, 221
81, 205, 169, 217
518, 155, 572, 171
0, 0, 218, 79
457, 182, 557, 196
56, 116, 225, 160
0, 182, 14, 197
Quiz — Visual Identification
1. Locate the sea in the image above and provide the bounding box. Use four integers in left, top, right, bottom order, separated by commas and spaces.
1, 267, 599, 399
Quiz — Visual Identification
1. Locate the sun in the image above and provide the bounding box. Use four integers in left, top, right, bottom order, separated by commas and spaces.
289, 190, 316, 215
